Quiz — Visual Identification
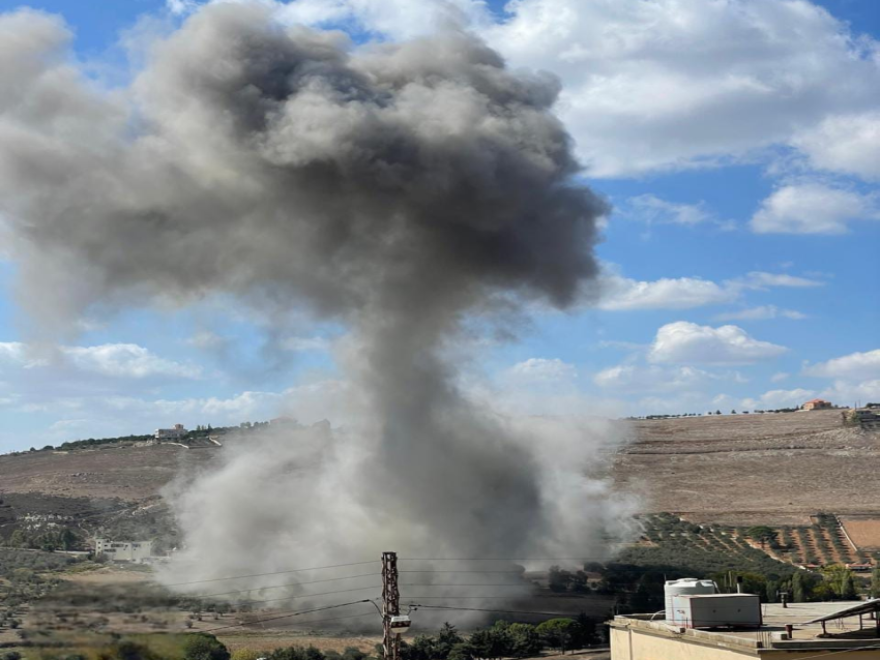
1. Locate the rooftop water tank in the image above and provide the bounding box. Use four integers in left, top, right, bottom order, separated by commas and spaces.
664, 578, 717, 620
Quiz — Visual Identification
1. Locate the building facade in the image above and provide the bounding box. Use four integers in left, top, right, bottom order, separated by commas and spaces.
94, 538, 154, 562
155, 423, 187, 440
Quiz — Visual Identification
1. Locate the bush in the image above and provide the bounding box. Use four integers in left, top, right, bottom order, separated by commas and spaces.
101, 641, 159, 660
183, 634, 231, 660
267, 646, 324, 660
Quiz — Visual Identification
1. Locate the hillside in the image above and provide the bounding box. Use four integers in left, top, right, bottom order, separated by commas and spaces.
1, 409, 876, 533
0, 443, 216, 502
615, 409, 879, 525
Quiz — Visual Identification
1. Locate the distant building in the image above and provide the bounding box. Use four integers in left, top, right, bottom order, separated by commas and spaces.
94, 538, 154, 563
803, 398, 832, 411
155, 423, 187, 440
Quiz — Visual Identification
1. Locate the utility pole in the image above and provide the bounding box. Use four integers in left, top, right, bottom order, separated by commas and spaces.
382, 551, 401, 660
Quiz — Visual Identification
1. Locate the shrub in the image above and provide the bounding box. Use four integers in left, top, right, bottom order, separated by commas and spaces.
183, 634, 231, 660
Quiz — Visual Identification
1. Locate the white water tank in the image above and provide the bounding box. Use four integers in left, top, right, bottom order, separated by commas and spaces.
670, 594, 761, 628
664, 578, 716, 620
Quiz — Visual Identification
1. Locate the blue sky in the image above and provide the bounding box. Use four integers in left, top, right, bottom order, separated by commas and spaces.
0, 0, 878, 452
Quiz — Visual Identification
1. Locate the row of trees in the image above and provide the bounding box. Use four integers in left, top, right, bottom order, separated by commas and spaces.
220, 620, 603, 660
392, 619, 601, 660
4, 527, 82, 552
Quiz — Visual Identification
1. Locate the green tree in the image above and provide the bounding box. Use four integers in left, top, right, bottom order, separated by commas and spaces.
765, 580, 778, 603
182, 634, 231, 660
536, 618, 579, 653
436, 622, 463, 657
548, 566, 573, 592
746, 526, 777, 550
575, 613, 599, 647
792, 571, 813, 602
109, 641, 159, 660
468, 624, 511, 660
446, 643, 475, 660
507, 623, 543, 657
268, 648, 315, 660
871, 568, 880, 598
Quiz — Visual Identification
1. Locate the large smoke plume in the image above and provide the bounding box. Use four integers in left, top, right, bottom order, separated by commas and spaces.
1, 2, 635, 613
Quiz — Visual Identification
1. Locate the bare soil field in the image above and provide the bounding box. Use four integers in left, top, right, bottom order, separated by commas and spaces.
0, 444, 217, 501
839, 516, 880, 550
615, 410, 880, 525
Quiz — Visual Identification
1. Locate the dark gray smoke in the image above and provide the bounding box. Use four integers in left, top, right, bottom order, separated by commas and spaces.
1, 3, 634, 596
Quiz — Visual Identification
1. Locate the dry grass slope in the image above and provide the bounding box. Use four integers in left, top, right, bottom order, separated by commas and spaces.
615, 410, 879, 526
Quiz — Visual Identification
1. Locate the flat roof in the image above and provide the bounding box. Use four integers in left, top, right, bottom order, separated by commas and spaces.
611, 601, 880, 654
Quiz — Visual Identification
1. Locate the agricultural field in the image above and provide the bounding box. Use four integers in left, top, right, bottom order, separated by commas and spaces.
839, 516, 880, 551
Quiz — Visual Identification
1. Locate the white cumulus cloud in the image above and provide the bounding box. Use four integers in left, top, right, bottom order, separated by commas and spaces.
622, 194, 714, 226
751, 183, 879, 234
506, 358, 577, 383
0, 341, 200, 379
63, 344, 201, 379
804, 349, 880, 382
714, 305, 807, 321
483, 0, 880, 177
649, 321, 787, 365
793, 112, 880, 181
598, 273, 734, 311
593, 364, 711, 393
741, 388, 816, 410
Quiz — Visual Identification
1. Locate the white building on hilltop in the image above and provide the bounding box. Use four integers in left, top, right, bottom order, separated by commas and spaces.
94, 538, 154, 563
155, 423, 187, 440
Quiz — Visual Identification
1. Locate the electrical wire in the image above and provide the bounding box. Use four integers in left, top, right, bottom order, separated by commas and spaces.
196, 600, 376, 634
399, 570, 525, 574
400, 558, 596, 562
404, 604, 578, 617
394, 596, 542, 600
399, 584, 530, 588
234, 585, 382, 605
163, 561, 379, 587
188, 572, 382, 600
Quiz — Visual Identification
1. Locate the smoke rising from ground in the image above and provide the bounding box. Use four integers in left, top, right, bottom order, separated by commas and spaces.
1, 2, 635, 600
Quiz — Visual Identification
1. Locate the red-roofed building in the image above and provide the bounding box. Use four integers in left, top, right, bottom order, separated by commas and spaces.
803, 398, 832, 411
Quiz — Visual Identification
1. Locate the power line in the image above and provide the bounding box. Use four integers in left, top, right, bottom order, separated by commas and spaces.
401, 558, 595, 562
405, 603, 578, 617
235, 585, 382, 605
189, 572, 382, 600
196, 600, 375, 634
163, 561, 379, 587
399, 570, 524, 574
399, 584, 530, 588
395, 596, 544, 600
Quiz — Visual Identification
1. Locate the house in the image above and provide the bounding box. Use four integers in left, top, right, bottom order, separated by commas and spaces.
803, 399, 832, 411
155, 423, 187, 440
94, 538, 154, 563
